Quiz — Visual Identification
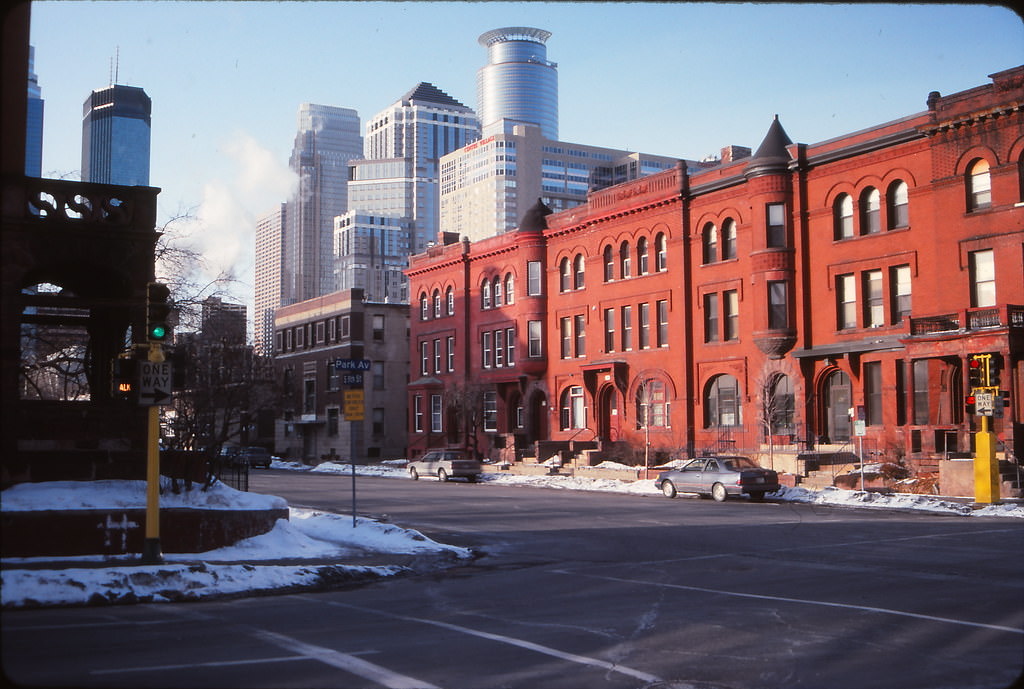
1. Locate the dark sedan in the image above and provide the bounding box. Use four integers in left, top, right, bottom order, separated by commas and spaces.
655, 455, 779, 502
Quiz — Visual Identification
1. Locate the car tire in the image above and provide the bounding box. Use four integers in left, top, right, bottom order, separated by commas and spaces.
409, 467, 419, 480
467, 475, 478, 483
747, 491, 765, 502
437, 468, 448, 482
661, 480, 677, 499
711, 482, 728, 502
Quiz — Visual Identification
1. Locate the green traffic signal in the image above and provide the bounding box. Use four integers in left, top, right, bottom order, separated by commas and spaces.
146, 282, 172, 343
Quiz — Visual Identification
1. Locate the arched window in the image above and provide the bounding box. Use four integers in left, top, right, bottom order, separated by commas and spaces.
560, 385, 586, 430
619, 241, 632, 279
655, 233, 667, 271
860, 187, 881, 235
704, 374, 742, 428
834, 194, 853, 240
767, 374, 794, 435
636, 378, 669, 429
446, 287, 454, 315
887, 180, 909, 229
967, 159, 991, 211
493, 277, 503, 307
420, 292, 429, 320
559, 257, 571, 292
432, 290, 441, 318
573, 254, 585, 290
637, 237, 649, 275
702, 222, 718, 264
721, 219, 737, 260
481, 280, 491, 309
603, 245, 614, 282
504, 273, 514, 304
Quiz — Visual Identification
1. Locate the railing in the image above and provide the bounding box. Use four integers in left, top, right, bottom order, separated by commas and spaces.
6, 175, 158, 231
910, 304, 1023, 336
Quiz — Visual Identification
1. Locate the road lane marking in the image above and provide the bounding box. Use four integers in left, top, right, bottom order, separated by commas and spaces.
554, 570, 1024, 635
251, 629, 440, 689
312, 598, 663, 684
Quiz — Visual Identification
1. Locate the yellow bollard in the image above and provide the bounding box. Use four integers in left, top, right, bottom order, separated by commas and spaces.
973, 416, 1000, 505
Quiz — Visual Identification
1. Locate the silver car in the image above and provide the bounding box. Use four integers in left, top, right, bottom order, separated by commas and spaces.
408, 450, 482, 482
655, 455, 779, 502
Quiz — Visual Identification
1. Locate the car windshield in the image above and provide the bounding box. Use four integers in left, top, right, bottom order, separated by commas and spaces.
720, 457, 760, 471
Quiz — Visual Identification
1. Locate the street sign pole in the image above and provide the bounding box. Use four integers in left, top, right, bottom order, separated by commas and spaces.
141, 343, 165, 564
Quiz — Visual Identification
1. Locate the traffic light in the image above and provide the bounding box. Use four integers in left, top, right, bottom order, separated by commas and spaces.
111, 355, 137, 400
988, 353, 1002, 388
146, 282, 172, 343
965, 393, 976, 417
967, 355, 987, 389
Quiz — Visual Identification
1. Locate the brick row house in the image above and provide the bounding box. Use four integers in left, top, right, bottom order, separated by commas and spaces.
406, 66, 1024, 483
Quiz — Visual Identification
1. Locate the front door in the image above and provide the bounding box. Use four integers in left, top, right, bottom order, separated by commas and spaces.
825, 371, 852, 443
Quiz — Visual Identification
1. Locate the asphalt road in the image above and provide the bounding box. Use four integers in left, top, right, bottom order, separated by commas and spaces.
3, 469, 1023, 689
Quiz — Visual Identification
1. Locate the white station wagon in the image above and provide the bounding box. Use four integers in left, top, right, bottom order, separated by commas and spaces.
408, 450, 482, 482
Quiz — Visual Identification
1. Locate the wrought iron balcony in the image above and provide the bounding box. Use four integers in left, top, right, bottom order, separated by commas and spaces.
909, 304, 1024, 336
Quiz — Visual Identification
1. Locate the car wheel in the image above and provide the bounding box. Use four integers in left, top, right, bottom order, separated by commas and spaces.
661, 480, 677, 499
437, 468, 448, 482
409, 467, 419, 480
747, 491, 765, 502
711, 482, 727, 502
467, 475, 478, 483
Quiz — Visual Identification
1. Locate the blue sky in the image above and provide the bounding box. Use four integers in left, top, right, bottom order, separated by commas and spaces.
28, 1, 1024, 310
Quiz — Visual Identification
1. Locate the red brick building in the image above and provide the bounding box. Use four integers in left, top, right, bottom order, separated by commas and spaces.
407, 66, 1024, 479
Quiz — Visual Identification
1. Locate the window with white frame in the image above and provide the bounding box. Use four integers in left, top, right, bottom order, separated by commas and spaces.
482, 331, 493, 368
505, 327, 515, 365
420, 341, 429, 375
447, 336, 455, 372
887, 180, 909, 229
721, 220, 736, 260
560, 385, 586, 430
483, 391, 497, 431
528, 320, 542, 357
891, 265, 912, 324
527, 261, 542, 295
863, 270, 884, 327
969, 249, 996, 307
861, 188, 881, 235
834, 194, 854, 240
414, 395, 423, 432
656, 233, 667, 271
433, 338, 441, 373
967, 159, 992, 211
430, 394, 442, 433
837, 274, 857, 329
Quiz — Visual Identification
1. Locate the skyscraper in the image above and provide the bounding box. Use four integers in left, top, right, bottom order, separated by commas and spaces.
25, 45, 43, 177
283, 103, 362, 304
255, 203, 286, 356
476, 27, 558, 140
81, 84, 151, 186
339, 83, 479, 302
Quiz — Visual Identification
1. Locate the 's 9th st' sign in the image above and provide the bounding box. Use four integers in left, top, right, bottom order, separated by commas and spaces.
138, 361, 173, 406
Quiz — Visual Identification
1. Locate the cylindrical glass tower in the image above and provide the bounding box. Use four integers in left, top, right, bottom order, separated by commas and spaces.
476, 27, 558, 140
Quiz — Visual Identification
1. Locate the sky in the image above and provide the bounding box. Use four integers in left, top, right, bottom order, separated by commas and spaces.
28, 1, 1024, 313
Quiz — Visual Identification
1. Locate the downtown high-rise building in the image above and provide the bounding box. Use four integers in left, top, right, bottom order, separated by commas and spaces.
283, 103, 362, 305
337, 83, 479, 302
255, 203, 287, 356
476, 27, 558, 140
81, 84, 151, 186
25, 45, 43, 177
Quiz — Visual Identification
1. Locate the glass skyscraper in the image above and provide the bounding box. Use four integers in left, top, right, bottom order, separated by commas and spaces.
476, 27, 558, 140
26, 45, 43, 177
81, 84, 151, 186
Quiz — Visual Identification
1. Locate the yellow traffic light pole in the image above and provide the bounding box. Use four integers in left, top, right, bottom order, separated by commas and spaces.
141, 342, 165, 564
974, 398, 1000, 505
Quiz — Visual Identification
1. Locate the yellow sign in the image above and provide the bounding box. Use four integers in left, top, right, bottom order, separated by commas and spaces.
343, 389, 365, 420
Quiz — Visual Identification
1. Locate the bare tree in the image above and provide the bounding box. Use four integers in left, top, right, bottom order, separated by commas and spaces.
755, 369, 794, 471
444, 382, 487, 458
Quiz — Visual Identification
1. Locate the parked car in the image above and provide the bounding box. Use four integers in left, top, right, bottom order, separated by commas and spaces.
408, 450, 482, 482
655, 455, 779, 502
237, 446, 272, 469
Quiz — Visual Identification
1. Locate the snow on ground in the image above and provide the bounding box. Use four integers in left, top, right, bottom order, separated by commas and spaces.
2, 461, 1021, 609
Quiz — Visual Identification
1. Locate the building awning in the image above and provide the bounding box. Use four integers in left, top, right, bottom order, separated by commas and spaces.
791, 336, 904, 359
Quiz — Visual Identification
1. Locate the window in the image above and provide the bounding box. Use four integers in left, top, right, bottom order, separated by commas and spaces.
483, 391, 498, 431
702, 223, 718, 264
969, 249, 996, 307
967, 159, 992, 211
420, 341, 429, 375
619, 241, 632, 278
316, 321, 325, 343
560, 385, 586, 430
433, 290, 441, 318
639, 302, 650, 349
637, 237, 649, 275
303, 377, 315, 414
834, 194, 853, 240
769, 374, 794, 434
560, 317, 572, 359
864, 361, 882, 426
504, 274, 514, 304
433, 338, 441, 373
327, 408, 339, 436
493, 277, 503, 307
704, 293, 719, 343
559, 257, 571, 292
603, 245, 614, 282
887, 180, 909, 229
657, 300, 669, 347
446, 336, 455, 372
574, 314, 586, 357
327, 360, 340, 391
328, 317, 337, 342
495, 329, 505, 367
340, 316, 350, 338
414, 395, 423, 432
621, 305, 633, 351
573, 254, 585, 289
482, 280, 492, 309
527, 261, 542, 295
705, 374, 742, 428
724, 289, 739, 341
483, 331, 493, 368
528, 320, 543, 357
420, 293, 429, 320
373, 361, 384, 389
861, 188, 881, 235
430, 394, 443, 433
912, 360, 929, 425
604, 308, 615, 352
768, 281, 788, 329
372, 314, 384, 340
837, 274, 857, 330
637, 379, 669, 428
655, 233, 667, 271
505, 327, 515, 365
891, 265, 912, 324
766, 203, 786, 247
863, 270, 883, 328
446, 287, 454, 315
721, 220, 737, 260
372, 407, 385, 436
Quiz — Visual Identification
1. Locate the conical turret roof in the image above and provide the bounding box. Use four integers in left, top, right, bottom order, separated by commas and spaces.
744, 115, 793, 178
518, 198, 553, 232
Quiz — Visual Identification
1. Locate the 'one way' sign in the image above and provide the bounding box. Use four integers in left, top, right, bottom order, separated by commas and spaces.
138, 360, 173, 406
